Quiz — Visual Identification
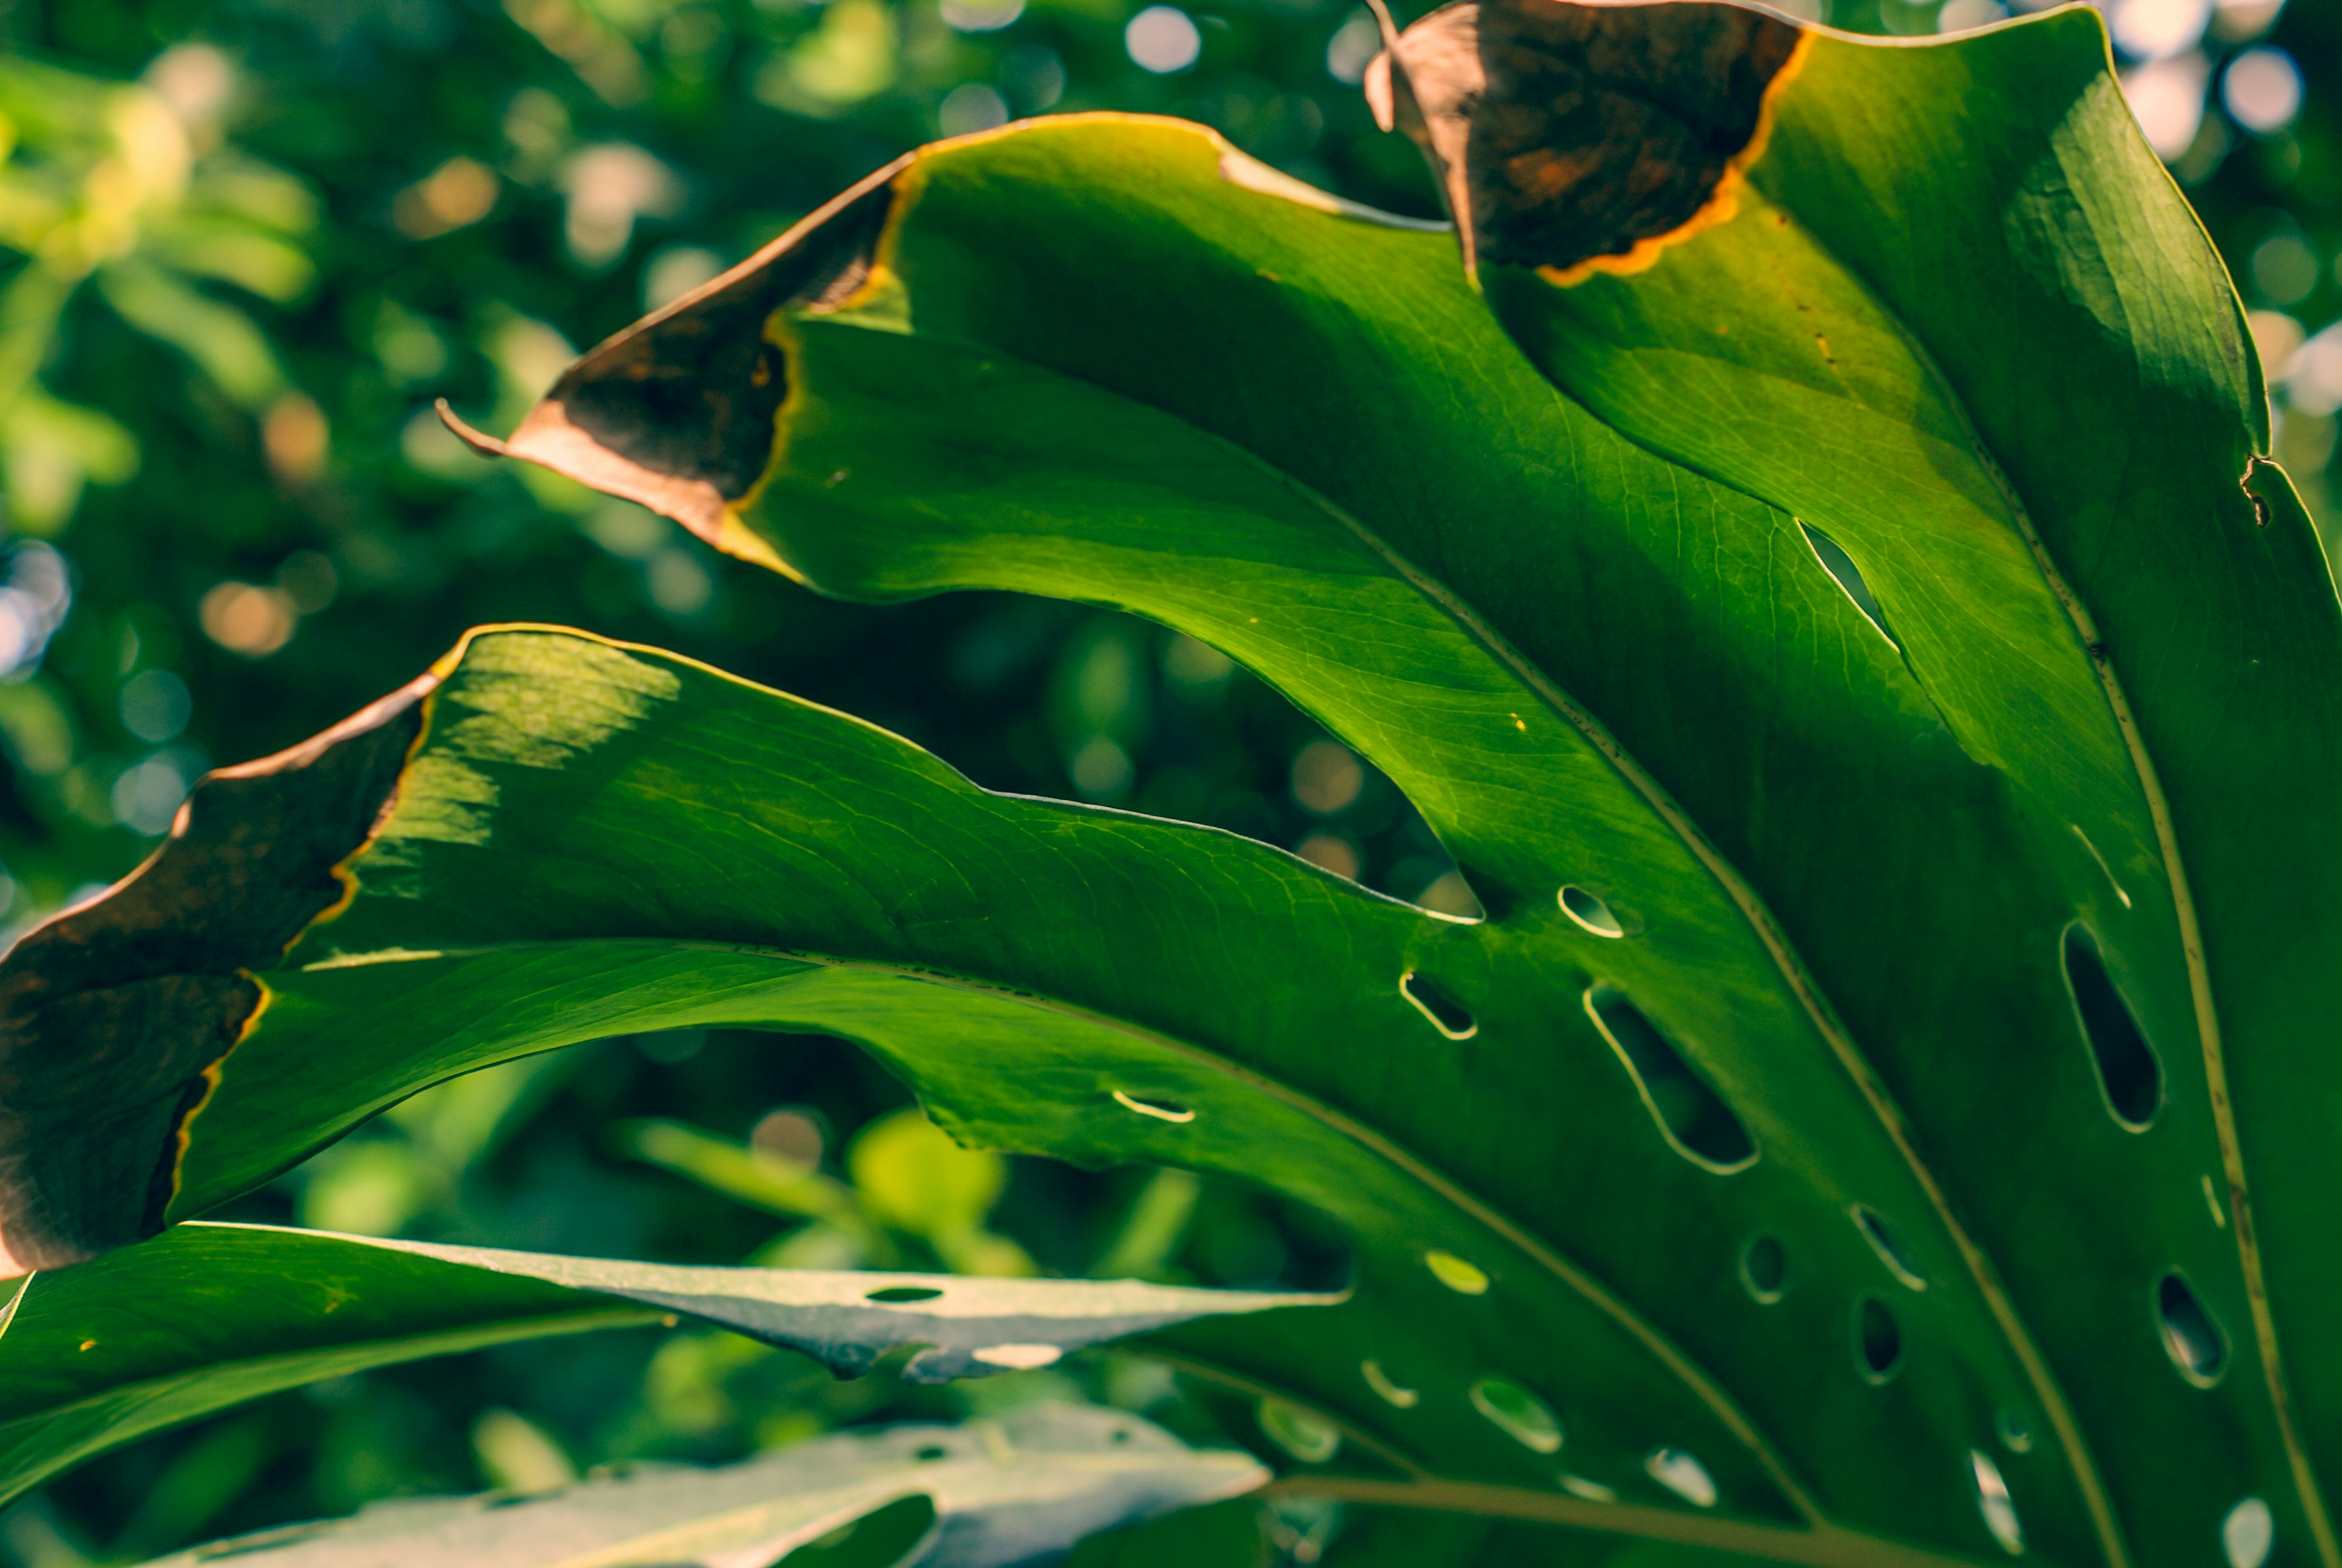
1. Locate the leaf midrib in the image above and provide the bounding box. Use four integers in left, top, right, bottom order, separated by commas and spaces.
1746, 181, 2330, 1566
1161, 1356, 1999, 1567
1314, 419, 2135, 1562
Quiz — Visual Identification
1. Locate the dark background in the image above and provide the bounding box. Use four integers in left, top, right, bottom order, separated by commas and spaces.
0, 0, 2327, 1558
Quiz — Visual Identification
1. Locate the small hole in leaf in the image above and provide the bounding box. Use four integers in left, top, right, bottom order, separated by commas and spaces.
1852, 1206, 1927, 1291
1560, 1473, 1617, 1503
1971, 1450, 2023, 1555
1995, 1408, 2033, 1454
1800, 521, 1895, 645
1111, 1089, 1195, 1123
2224, 1497, 2274, 1568
1425, 1250, 1490, 1294
1644, 1447, 1717, 1508
972, 1342, 1062, 1370
866, 1285, 943, 1303
1362, 1359, 1419, 1408
1469, 1377, 1563, 1453
914, 1445, 950, 1462
1739, 1234, 1788, 1304
1585, 986, 1756, 1173
1558, 885, 1625, 937
2157, 1272, 2229, 1386
1400, 971, 1477, 1039
1258, 1397, 1342, 1464
1855, 1294, 1903, 1384
2063, 925, 2161, 1129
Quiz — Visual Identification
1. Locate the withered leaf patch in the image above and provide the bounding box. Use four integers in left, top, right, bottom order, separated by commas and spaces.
1367, 0, 1806, 281
443, 173, 902, 547
0, 681, 428, 1273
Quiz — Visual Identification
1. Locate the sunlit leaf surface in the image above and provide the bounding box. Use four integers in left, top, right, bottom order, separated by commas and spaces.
4, 4, 2339, 1566
128, 1403, 1261, 1568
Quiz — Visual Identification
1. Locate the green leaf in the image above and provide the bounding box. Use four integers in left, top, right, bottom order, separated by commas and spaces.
7, 7, 2340, 1567
95, 257, 285, 409
0, 1220, 1325, 1505
851, 1106, 1008, 1243
619, 1117, 867, 1226
128, 1402, 1262, 1568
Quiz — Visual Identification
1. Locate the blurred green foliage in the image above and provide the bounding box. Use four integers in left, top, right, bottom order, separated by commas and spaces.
0, 0, 2330, 1558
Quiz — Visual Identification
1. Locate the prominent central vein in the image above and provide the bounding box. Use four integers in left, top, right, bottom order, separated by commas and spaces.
1769, 187, 2332, 1567
1897, 294, 2336, 1568
1301, 482, 2116, 1561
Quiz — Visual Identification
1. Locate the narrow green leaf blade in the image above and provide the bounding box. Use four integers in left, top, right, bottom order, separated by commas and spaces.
129, 1403, 1263, 1568
0, 1221, 1320, 1505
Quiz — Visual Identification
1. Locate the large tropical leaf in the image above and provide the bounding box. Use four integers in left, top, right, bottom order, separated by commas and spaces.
3, 4, 2335, 1567
129, 1402, 1262, 1568
0, 1221, 1323, 1505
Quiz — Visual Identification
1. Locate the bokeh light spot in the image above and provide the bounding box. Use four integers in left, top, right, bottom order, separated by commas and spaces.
2122, 54, 2210, 159
2224, 48, 2303, 134
1126, 7, 1201, 74
199, 581, 297, 657
940, 83, 1011, 137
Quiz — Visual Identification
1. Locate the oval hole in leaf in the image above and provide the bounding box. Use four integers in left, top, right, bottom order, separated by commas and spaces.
1995, 1407, 2034, 1455
1584, 986, 1756, 1173
1424, 1250, 1489, 1295
1558, 884, 1625, 937
1969, 1450, 2024, 1556
1854, 1294, 1903, 1384
775, 1492, 938, 1568
1799, 521, 1894, 645
865, 1285, 944, 1303
1644, 1447, 1717, 1509
2224, 1497, 2275, 1568
1361, 1359, 1419, 1408
2157, 1271, 2229, 1386
1468, 1376, 1563, 1453
1110, 1089, 1195, 1123
2061, 924, 2161, 1129
1258, 1397, 1341, 1464
1399, 971, 1476, 1039
1738, 1234, 1788, 1304
1852, 1205, 1927, 1291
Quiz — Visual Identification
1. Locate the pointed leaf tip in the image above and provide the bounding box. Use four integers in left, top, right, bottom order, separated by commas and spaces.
434, 398, 510, 459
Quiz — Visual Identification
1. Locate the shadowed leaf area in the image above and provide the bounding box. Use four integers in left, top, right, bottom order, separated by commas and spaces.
0, 2, 2338, 1567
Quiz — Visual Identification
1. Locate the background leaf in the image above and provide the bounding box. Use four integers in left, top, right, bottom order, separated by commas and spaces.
128, 1403, 1263, 1568
0, 1220, 1322, 1507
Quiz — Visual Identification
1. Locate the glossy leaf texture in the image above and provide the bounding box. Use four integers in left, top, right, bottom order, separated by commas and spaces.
0, 1222, 1323, 1506
0, 9, 2333, 1568
127, 1403, 1261, 1568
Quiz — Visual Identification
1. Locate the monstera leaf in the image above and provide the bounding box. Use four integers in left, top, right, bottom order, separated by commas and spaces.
128, 1403, 1263, 1568
0, 1222, 1323, 1505
2, 2, 2335, 1566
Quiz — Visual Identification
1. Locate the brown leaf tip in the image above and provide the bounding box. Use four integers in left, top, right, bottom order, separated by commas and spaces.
486, 166, 904, 548
1375, 0, 1807, 280
0, 684, 429, 1274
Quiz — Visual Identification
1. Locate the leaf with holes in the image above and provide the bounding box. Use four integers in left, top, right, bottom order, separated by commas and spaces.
3, 2, 2338, 1566
126, 1403, 1260, 1568
0, 1221, 1324, 1506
